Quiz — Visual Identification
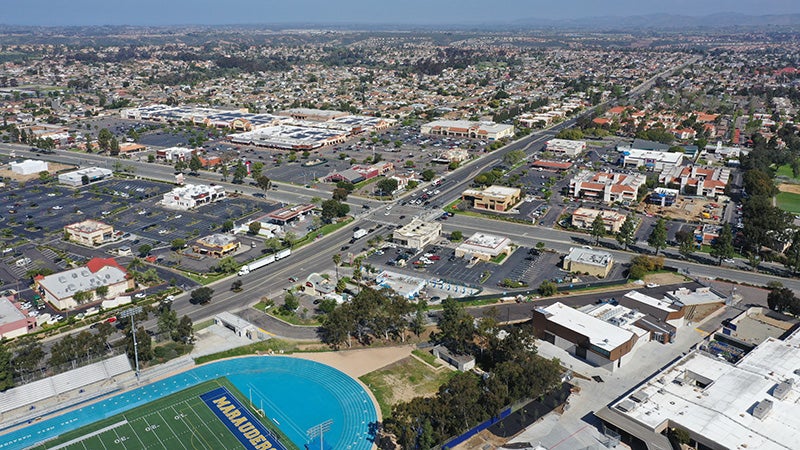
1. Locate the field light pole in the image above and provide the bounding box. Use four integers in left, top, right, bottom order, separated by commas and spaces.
120, 306, 143, 381
306, 419, 333, 450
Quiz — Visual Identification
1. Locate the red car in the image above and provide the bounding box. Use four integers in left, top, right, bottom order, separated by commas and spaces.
429, 255, 441, 260
106, 316, 117, 324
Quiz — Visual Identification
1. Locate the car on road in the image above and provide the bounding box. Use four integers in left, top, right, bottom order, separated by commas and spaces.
134, 292, 147, 299
722, 258, 736, 264
646, 283, 660, 288
51, 205, 62, 210
106, 316, 117, 324
288, 277, 298, 282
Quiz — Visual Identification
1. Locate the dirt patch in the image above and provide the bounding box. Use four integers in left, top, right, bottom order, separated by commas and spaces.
0, 162, 74, 182
639, 196, 723, 222
289, 344, 413, 378
686, 302, 723, 323
643, 272, 688, 286
778, 183, 800, 194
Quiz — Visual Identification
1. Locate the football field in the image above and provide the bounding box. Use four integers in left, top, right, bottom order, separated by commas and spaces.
29, 379, 296, 450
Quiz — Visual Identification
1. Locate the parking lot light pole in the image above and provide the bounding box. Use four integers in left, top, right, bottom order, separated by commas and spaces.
119, 306, 143, 381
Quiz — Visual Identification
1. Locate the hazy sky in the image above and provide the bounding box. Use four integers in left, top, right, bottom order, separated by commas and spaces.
4, 0, 799, 26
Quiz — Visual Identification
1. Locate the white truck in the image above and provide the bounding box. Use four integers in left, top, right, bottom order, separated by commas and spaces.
353, 228, 368, 240
237, 254, 276, 276
275, 248, 292, 260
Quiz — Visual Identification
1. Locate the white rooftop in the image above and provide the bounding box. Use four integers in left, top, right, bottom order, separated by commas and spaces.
540, 302, 634, 352
665, 287, 727, 306
565, 247, 613, 267
624, 290, 679, 313
460, 232, 511, 250
612, 330, 800, 450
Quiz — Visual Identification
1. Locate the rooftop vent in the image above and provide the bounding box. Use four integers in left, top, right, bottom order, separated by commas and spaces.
752, 399, 773, 420
773, 379, 794, 401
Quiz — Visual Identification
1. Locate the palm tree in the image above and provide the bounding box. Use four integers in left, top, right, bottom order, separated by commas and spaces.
332, 253, 341, 282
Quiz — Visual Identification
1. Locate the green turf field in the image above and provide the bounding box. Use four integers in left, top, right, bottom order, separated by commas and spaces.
777, 191, 800, 213
29, 378, 297, 450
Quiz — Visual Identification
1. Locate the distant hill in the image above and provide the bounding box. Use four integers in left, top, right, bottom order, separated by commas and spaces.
512, 12, 800, 30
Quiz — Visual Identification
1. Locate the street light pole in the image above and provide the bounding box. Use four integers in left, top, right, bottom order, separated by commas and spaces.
120, 306, 143, 381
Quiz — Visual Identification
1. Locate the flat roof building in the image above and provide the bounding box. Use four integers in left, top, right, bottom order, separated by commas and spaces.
35, 257, 132, 310
570, 170, 646, 205
600, 329, 800, 450
421, 120, 515, 141
278, 108, 350, 122
532, 302, 640, 372
192, 234, 240, 258
263, 204, 316, 226
0, 296, 37, 339
455, 232, 513, 262
392, 219, 442, 250
10, 159, 48, 175
462, 185, 522, 213
228, 125, 348, 150
161, 184, 226, 210
621, 148, 684, 171
571, 207, 627, 233
545, 138, 586, 156
64, 220, 114, 247
58, 167, 113, 186
563, 247, 613, 278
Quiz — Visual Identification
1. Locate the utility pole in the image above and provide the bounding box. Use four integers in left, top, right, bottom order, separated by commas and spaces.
120, 306, 143, 381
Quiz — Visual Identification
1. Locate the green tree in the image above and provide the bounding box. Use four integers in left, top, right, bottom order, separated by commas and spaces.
170, 238, 186, 251
538, 280, 558, 296
376, 178, 399, 196
137, 244, 152, 257
590, 212, 606, 244
248, 221, 262, 235
502, 149, 525, 167
450, 230, 463, 242
647, 218, 668, 255
264, 237, 283, 252
215, 256, 238, 274
282, 292, 299, 313
220, 164, 229, 181
676, 229, 696, 258
109, 137, 120, 156
158, 307, 179, 338
332, 253, 342, 281
321, 199, 349, 222
783, 230, 800, 274
174, 159, 187, 174
616, 214, 637, 250
250, 161, 264, 179
255, 175, 272, 193
332, 187, 349, 201
97, 128, 113, 152
175, 315, 194, 343
188, 153, 202, 174
436, 297, 475, 354
221, 220, 234, 233
190, 287, 214, 304
126, 326, 153, 362
709, 223, 735, 265
0, 343, 13, 391
232, 161, 247, 184
421, 169, 436, 182
11, 337, 44, 380
95, 285, 109, 298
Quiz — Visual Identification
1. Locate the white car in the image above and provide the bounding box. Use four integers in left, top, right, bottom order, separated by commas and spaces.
52, 205, 62, 210
46, 193, 57, 197
134, 292, 147, 299
646, 283, 660, 288
722, 258, 736, 264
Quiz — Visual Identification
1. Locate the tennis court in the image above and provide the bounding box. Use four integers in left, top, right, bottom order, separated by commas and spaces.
2, 356, 377, 450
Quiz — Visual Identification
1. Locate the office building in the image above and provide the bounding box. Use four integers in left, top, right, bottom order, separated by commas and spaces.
161, 184, 226, 210
35, 258, 133, 310
64, 220, 114, 247
455, 232, 513, 262
392, 219, 442, 250
570, 171, 646, 204
563, 247, 614, 278
420, 120, 514, 141
571, 208, 627, 233
461, 185, 522, 212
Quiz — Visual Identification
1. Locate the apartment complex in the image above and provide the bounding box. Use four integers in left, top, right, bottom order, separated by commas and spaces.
570, 171, 646, 204
161, 184, 226, 210
658, 165, 730, 197
64, 220, 114, 246
461, 185, 522, 212
420, 120, 515, 141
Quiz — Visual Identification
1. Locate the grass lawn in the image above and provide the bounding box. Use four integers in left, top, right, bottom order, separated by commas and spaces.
776, 164, 799, 179
777, 191, 800, 213
30, 378, 298, 450
359, 356, 454, 418
412, 349, 443, 368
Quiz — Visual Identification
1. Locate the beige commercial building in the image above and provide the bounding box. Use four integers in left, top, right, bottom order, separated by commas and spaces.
420, 120, 515, 141
64, 220, 114, 246
455, 232, 513, 262
563, 247, 614, 278
571, 207, 627, 233
570, 171, 646, 205
392, 219, 442, 250
461, 185, 522, 213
